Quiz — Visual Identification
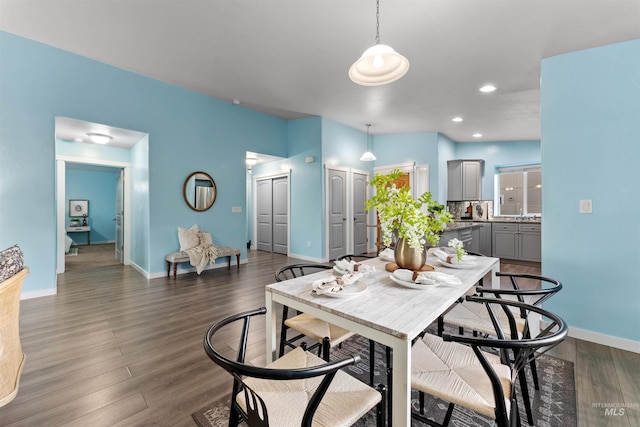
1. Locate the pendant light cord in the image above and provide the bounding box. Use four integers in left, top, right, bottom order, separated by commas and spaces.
375, 0, 380, 45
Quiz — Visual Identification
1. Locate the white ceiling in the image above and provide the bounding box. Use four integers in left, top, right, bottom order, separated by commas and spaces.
2, 1, 639, 142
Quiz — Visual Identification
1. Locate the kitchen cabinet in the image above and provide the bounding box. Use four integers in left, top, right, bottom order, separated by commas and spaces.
447, 160, 484, 201
477, 223, 492, 256
439, 225, 481, 253
492, 222, 541, 262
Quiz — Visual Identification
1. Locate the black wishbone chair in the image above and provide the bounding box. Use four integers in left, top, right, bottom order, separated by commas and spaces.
275, 263, 356, 362
411, 297, 567, 427
438, 272, 563, 424
203, 307, 386, 427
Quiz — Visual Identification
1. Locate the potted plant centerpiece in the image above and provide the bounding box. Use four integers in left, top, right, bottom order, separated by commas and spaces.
366, 169, 453, 270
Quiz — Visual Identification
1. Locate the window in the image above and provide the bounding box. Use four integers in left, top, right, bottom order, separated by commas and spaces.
494, 164, 541, 216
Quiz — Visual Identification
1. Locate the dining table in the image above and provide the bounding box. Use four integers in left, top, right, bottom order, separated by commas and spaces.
265, 251, 500, 426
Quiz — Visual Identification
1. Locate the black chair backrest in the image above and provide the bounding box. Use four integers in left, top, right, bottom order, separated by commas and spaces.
477, 272, 563, 311
442, 297, 567, 426
203, 307, 361, 426
274, 263, 332, 282
335, 253, 377, 262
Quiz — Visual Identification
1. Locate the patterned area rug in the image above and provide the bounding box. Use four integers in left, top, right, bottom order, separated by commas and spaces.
192, 334, 576, 427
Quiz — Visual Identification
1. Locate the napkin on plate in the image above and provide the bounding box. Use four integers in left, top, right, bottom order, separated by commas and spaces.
334, 259, 356, 272
434, 249, 473, 265
379, 248, 394, 260
311, 272, 363, 294
414, 271, 462, 286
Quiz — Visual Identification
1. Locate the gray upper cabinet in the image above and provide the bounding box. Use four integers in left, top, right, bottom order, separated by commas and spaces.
447, 160, 484, 201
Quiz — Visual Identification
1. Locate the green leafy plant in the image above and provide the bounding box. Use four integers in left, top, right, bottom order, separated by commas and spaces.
365, 169, 453, 252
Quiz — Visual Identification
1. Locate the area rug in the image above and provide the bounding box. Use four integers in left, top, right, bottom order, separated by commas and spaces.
193, 334, 576, 427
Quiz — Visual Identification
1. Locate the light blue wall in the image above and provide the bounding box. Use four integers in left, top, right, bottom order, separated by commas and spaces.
65, 168, 118, 244
374, 132, 442, 199
455, 140, 541, 200
437, 134, 457, 202
0, 31, 287, 293
541, 39, 640, 342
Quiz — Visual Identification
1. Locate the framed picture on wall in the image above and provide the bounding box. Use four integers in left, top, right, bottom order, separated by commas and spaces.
69, 199, 88, 217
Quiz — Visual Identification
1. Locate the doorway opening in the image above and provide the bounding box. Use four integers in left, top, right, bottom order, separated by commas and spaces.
55, 117, 147, 279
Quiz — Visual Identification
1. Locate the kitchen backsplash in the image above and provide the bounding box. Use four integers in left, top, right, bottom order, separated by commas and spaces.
447, 200, 494, 220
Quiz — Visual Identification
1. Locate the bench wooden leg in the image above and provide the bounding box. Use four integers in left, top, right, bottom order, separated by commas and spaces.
236, 254, 240, 269
166, 261, 171, 277
173, 262, 178, 279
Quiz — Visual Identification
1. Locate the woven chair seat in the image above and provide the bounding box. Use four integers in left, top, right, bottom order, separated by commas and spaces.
284, 313, 355, 347
239, 347, 381, 427
443, 299, 526, 338
411, 333, 511, 420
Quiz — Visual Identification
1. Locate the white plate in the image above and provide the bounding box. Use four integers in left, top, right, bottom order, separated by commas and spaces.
312, 280, 368, 298
389, 274, 440, 290
436, 259, 477, 269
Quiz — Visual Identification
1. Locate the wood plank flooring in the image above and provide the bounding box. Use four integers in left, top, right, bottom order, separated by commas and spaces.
2, 250, 638, 426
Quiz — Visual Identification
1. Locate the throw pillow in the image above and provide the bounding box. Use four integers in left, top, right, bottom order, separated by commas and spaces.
0, 244, 24, 282
199, 231, 214, 246
178, 224, 200, 252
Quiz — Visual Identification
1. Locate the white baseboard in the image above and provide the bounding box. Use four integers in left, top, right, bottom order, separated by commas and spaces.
541, 320, 640, 354
150, 258, 248, 279
568, 326, 640, 354
287, 252, 326, 263
21, 288, 56, 300
129, 261, 150, 278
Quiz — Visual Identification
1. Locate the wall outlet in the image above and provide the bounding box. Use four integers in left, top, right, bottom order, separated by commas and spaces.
307, 241, 311, 247
232, 206, 242, 213
579, 199, 592, 214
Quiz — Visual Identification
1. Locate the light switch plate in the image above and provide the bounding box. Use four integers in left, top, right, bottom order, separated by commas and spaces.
579, 199, 592, 214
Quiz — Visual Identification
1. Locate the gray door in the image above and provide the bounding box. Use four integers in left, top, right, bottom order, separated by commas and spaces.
115, 169, 124, 263
256, 176, 288, 254
256, 179, 273, 252
353, 172, 367, 254
328, 169, 347, 260
272, 177, 288, 255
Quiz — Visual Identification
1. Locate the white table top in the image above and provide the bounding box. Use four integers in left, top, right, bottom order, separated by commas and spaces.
266, 254, 498, 341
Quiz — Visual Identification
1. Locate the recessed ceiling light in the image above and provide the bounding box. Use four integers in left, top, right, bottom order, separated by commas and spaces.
452, 117, 463, 122
473, 133, 483, 138
232, 99, 240, 105
87, 133, 112, 144
479, 84, 497, 93
74, 137, 83, 142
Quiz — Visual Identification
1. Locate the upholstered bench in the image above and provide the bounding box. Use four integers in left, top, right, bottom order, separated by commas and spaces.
165, 246, 240, 279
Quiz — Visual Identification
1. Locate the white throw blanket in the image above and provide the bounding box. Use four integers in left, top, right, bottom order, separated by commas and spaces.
185, 244, 219, 274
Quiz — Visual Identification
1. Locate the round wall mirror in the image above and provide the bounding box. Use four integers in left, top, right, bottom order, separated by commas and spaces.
183, 171, 217, 211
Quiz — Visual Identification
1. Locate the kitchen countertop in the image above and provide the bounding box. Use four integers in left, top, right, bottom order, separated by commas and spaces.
454, 218, 542, 225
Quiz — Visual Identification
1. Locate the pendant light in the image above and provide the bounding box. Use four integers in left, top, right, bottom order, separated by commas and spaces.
349, 0, 409, 86
360, 124, 376, 161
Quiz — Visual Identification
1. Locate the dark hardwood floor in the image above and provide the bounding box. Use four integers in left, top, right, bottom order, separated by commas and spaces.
2, 251, 638, 426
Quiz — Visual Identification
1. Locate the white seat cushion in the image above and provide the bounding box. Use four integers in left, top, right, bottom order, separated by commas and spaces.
284, 313, 355, 347
444, 299, 526, 338
238, 348, 381, 427
412, 333, 511, 420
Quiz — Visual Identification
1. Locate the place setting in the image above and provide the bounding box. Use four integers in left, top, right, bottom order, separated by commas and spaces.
389, 268, 462, 290
310, 270, 367, 298
431, 238, 478, 269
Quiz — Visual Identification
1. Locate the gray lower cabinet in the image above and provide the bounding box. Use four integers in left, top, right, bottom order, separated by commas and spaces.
439, 225, 482, 253
477, 223, 492, 256
518, 223, 542, 262
492, 222, 541, 262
